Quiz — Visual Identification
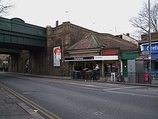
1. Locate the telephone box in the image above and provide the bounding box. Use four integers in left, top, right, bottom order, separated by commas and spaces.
127, 59, 149, 83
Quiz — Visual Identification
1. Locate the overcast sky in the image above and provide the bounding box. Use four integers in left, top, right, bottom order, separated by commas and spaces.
3, 0, 156, 39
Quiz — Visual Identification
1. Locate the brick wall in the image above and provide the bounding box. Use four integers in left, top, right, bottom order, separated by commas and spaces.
141, 32, 158, 41
102, 49, 118, 55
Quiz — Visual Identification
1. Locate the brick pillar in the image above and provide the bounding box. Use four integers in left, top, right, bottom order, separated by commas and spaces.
46, 25, 53, 75
9, 54, 19, 72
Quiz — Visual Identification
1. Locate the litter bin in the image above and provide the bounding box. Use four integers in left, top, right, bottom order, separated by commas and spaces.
85, 70, 92, 80
92, 68, 100, 80
144, 73, 149, 82
82, 68, 88, 79
73, 70, 81, 79
111, 72, 115, 81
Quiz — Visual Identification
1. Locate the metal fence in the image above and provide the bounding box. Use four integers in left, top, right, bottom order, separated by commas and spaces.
71, 70, 158, 84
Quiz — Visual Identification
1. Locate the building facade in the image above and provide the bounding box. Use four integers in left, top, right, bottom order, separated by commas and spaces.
46, 22, 139, 77
139, 32, 158, 78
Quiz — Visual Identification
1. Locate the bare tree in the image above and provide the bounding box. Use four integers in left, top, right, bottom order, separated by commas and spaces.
0, 0, 13, 16
130, 2, 158, 35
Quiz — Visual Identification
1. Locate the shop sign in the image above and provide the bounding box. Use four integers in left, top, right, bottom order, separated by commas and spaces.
94, 56, 118, 60
141, 42, 158, 53
74, 57, 85, 60
65, 56, 94, 61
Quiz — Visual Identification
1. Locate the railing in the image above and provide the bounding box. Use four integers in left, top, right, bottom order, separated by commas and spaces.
70, 70, 158, 84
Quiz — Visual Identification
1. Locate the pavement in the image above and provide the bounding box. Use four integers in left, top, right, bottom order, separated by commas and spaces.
0, 72, 158, 119
0, 84, 45, 119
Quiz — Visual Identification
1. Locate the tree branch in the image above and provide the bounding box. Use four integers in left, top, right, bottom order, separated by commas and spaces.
129, 1, 158, 36
0, 0, 13, 16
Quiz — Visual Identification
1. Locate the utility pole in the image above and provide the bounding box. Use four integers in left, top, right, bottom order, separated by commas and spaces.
148, 0, 152, 84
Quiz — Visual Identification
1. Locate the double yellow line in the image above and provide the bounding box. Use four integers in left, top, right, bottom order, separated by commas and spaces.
0, 83, 62, 119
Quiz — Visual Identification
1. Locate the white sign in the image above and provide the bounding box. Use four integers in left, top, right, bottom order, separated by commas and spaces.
53, 46, 61, 66
94, 56, 118, 60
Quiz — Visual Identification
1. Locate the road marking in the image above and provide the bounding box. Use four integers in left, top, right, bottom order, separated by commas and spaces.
0, 83, 62, 119
69, 83, 144, 92
69, 83, 99, 88
94, 111, 102, 115
136, 88, 158, 92
106, 90, 158, 99
102, 86, 142, 91
69, 82, 158, 99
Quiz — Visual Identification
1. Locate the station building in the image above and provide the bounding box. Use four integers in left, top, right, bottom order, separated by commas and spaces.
46, 21, 139, 77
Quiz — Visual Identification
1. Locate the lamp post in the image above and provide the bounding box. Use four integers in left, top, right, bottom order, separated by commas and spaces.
148, 0, 152, 84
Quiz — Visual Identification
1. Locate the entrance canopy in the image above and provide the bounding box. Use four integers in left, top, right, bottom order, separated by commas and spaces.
65, 56, 118, 61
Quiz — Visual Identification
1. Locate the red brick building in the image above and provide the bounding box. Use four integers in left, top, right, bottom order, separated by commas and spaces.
46, 22, 139, 77
141, 32, 158, 41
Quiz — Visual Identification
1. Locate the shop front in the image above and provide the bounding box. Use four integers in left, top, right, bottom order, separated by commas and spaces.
65, 55, 119, 79
121, 51, 140, 77
101, 49, 119, 77
94, 55, 119, 77
140, 42, 158, 78
65, 56, 100, 80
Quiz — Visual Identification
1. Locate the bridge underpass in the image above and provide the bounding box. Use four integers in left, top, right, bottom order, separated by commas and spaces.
0, 17, 47, 74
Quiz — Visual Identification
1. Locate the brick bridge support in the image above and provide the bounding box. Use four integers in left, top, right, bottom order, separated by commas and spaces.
29, 50, 46, 75
9, 54, 19, 72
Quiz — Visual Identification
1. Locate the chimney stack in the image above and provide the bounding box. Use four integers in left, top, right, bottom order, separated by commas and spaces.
126, 33, 130, 36
56, 20, 59, 27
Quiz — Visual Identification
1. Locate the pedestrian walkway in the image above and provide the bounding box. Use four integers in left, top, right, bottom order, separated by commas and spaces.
0, 84, 45, 119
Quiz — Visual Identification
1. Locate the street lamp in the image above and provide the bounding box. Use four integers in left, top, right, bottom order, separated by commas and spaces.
148, 0, 152, 84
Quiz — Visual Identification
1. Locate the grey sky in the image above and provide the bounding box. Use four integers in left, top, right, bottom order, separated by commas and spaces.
4, 0, 156, 38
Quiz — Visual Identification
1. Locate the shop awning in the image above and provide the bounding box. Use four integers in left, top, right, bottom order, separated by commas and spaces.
136, 54, 158, 60
136, 55, 149, 60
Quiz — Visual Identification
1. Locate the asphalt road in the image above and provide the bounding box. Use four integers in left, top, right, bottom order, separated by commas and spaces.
0, 73, 158, 119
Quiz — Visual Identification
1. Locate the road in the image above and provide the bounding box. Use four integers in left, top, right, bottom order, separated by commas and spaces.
0, 73, 158, 119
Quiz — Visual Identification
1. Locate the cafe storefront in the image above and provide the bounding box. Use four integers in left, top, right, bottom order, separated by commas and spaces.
140, 42, 158, 78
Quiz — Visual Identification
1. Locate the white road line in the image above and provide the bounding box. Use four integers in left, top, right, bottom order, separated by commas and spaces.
106, 90, 158, 99
69, 83, 158, 99
69, 83, 99, 88
69, 83, 142, 90
102, 86, 142, 91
